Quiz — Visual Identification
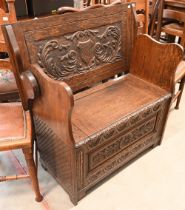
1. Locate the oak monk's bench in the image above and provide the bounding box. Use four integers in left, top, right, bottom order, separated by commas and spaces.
2, 1, 183, 205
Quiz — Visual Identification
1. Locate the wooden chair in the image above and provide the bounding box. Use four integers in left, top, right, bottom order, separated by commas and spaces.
90, 0, 111, 5
0, 101, 43, 201
154, 0, 185, 109
0, 0, 7, 11
2, 1, 183, 205
0, 0, 19, 101
126, 0, 149, 33
85, 0, 148, 34
88, 0, 149, 34
165, 0, 185, 12
149, 0, 185, 36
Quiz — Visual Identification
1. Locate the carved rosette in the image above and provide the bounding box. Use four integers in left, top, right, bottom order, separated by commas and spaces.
37, 24, 122, 80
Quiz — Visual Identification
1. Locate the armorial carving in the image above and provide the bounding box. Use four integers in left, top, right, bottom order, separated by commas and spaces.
38, 24, 122, 80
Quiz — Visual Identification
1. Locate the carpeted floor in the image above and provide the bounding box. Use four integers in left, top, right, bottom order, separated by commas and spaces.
0, 91, 185, 210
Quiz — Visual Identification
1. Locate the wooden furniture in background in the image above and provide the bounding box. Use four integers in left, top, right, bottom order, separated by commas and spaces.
85, 0, 148, 34
0, 0, 18, 101
3, 1, 183, 205
0, 0, 7, 11
127, 0, 149, 33
173, 61, 185, 109
0, 0, 16, 64
154, 0, 185, 109
0, 102, 43, 202
91, 0, 111, 4
165, 0, 185, 12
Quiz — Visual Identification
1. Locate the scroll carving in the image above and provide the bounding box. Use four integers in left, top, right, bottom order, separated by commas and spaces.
86, 136, 155, 185
80, 97, 169, 150
89, 117, 156, 170
38, 24, 122, 80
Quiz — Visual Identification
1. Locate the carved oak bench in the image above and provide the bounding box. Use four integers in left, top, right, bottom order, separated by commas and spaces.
2, 1, 183, 205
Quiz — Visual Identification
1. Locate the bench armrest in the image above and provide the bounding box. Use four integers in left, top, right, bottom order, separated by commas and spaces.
130, 34, 184, 93
21, 64, 75, 145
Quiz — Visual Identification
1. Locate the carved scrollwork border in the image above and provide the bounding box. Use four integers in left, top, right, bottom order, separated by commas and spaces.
37, 23, 122, 80
76, 95, 170, 150
85, 136, 155, 185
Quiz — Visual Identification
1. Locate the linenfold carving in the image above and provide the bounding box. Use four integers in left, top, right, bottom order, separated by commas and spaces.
38, 24, 122, 80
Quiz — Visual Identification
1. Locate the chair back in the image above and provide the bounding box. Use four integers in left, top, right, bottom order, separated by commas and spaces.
0, 0, 16, 25
0, 0, 7, 11
154, 0, 185, 44
90, 0, 111, 5
0, 0, 16, 45
0, 0, 16, 70
165, 0, 185, 12
163, 8, 185, 21
126, 0, 149, 33
2, 1, 137, 95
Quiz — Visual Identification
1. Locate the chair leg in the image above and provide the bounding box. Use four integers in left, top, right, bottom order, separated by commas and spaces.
175, 77, 185, 110
22, 148, 43, 202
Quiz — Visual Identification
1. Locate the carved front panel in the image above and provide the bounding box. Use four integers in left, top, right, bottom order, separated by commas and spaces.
37, 23, 122, 80
89, 116, 157, 170
86, 136, 156, 185
77, 97, 167, 150
76, 96, 170, 190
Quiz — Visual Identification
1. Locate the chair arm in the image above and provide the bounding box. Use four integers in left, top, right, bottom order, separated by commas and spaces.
130, 34, 184, 93
28, 64, 75, 145
20, 70, 40, 109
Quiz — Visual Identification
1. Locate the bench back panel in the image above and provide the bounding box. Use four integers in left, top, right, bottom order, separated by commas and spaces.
10, 3, 136, 91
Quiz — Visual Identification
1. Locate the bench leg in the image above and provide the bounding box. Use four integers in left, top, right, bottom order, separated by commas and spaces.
175, 77, 185, 110
78, 190, 86, 200
23, 148, 43, 202
40, 158, 48, 171
69, 190, 86, 205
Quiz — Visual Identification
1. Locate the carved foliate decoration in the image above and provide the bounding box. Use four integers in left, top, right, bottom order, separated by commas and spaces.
86, 136, 155, 185
76, 96, 170, 149
89, 117, 156, 170
82, 96, 170, 185
38, 24, 122, 80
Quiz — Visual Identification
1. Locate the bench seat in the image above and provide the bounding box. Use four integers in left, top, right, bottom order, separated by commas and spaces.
72, 74, 168, 144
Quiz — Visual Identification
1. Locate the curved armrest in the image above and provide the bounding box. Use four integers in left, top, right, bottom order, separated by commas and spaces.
3, 21, 75, 145
29, 64, 75, 145
20, 70, 40, 109
130, 34, 184, 93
